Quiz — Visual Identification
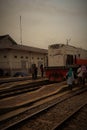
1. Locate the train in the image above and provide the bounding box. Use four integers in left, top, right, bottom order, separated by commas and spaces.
45, 44, 87, 82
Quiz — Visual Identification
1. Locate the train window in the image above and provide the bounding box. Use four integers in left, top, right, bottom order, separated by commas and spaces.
66, 55, 73, 65
78, 54, 80, 57
74, 55, 76, 64
4, 56, 7, 58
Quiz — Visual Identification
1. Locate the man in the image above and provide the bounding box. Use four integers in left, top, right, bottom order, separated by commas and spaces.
77, 65, 87, 85
77, 65, 83, 85
81, 65, 87, 85
40, 64, 44, 78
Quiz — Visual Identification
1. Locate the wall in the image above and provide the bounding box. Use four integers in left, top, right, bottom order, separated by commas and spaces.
0, 49, 47, 76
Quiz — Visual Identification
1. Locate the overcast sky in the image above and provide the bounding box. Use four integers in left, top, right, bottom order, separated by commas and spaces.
0, 0, 87, 49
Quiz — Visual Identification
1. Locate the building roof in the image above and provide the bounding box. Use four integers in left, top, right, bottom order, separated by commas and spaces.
0, 35, 47, 54
49, 44, 65, 49
49, 43, 81, 50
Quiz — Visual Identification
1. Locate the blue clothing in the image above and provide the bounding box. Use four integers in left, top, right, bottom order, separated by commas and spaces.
66, 68, 74, 85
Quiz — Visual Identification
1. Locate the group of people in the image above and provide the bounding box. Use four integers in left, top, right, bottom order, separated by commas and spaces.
31, 64, 44, 79
66, 65, 87, 90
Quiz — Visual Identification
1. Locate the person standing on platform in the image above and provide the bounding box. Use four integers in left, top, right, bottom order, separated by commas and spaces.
77, 65, 83, 85
35, 64, 38, 79
40, 64, 44, 78
31, 64, 37, 80
31, 64, 35, 79
66, 68, 74, 90
81, 65, 87, 85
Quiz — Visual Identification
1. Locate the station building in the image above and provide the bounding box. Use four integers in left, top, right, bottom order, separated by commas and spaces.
0, 35, 48, 76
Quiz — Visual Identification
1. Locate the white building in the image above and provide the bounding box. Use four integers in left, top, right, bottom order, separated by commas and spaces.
0, 35, 48, 76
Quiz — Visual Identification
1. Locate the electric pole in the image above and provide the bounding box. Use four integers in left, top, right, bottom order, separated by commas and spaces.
20, 16, 22, 45
66, 38, 71, 45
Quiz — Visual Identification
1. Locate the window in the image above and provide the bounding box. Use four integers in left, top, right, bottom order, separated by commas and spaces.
78, 54, 80, 57
66, 55, 73, 65
21, 56, 23, 59
14, 56, 17, 58
4, 56, 7, 58
26, 56, 28, 59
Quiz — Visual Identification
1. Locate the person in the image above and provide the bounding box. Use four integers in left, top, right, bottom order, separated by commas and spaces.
31, 64, 37, 80
77, 65, 87, 85
81, 65, 87, 85
31, 64, 35, 79
77, 65, 83, 85
34, 64, 38, 79
66, 68, 74, 90
40, 64, 44, 78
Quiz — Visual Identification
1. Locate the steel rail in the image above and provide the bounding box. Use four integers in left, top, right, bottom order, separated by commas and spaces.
54, 103, 87, 130
0, 80, 49, 99
0, 86, 87, 130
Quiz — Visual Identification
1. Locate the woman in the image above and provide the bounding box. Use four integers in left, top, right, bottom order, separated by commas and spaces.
66, 68, 74, 90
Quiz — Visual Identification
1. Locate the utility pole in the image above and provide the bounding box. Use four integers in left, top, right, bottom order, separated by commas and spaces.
20, 16, 22, 45
66, 38, 71, 45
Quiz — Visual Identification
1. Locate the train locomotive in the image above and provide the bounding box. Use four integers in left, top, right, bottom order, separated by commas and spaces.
45, 44, 87, 82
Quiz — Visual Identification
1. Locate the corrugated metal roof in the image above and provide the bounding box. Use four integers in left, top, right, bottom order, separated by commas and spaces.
49, 43, 79, 50
49, 44, 64, 49
0, 35, 47, 54
0, 34, 17, 45
0, 35, 8, 39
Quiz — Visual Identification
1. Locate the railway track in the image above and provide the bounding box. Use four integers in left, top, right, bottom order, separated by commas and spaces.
55, 104, 87, 130
0, 77, 48, 91
0, 78, 49, 99
0, 76, 32, 84
0, 84, 87, 130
